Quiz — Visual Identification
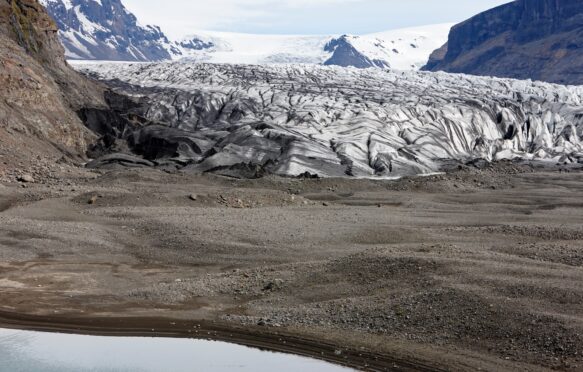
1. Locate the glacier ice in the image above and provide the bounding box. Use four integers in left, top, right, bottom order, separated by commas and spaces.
76, 61, 583, 178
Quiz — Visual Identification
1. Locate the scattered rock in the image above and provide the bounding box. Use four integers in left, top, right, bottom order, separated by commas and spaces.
18, 175, 34, 183
189, 194, 198, 201
263, 279, 284, 291
297, 172, 320, 179
88, 195, 98, 204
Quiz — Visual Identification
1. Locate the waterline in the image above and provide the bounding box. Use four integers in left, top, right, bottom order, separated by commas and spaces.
0, 328, 352, 372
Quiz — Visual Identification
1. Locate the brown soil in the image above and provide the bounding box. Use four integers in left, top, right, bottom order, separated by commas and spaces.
0, 164, 582, 371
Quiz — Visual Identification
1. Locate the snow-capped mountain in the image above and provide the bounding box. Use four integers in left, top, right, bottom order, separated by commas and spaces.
40, 0, 451, 69
38, 0, 178, 61
177, 24, 452, 70
340, 24, 454, 70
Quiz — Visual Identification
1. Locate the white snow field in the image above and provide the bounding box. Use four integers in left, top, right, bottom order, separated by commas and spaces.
177, 24, 453, 70
336, 23, 453, 70
76, 61, 583, 178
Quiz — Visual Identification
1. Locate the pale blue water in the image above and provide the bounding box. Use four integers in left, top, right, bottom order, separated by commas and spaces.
0, 328, 352, 372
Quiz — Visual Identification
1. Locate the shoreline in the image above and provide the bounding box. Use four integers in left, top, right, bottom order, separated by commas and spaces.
0, 310, 440, 372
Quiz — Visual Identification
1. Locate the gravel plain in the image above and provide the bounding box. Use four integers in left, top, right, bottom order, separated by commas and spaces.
0, 162, 582, 371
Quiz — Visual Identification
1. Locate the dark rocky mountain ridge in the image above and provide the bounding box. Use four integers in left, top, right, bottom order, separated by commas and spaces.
324, 36, 390, 69
424, 0, 583, 85
39, 0, 183, 60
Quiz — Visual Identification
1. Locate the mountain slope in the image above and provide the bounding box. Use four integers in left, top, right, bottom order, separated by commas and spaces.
0, 0, 103, 179
39, 0, 178, 60
424, 0, 583, 85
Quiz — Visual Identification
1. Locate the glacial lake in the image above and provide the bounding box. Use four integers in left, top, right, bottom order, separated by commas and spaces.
0, 328, 352, 372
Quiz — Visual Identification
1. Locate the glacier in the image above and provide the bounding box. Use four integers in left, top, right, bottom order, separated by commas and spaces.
75, 61, 583, 178
176, 24, 453, 70
39, 0, 451, 69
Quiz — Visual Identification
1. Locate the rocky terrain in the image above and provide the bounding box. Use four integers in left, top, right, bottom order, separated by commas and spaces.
424, 0, 583, 85
2, 1, 583, 371
0, 0, 104, 183
0, 164, 582, 371
74, 61, 583, 178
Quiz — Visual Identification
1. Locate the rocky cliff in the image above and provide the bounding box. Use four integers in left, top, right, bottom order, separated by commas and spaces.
424, 0, 583, 85
0, 0, 103, 179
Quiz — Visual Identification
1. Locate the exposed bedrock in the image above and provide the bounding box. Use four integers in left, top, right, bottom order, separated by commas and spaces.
76, 62, 583, 178
424, 0, 583, 85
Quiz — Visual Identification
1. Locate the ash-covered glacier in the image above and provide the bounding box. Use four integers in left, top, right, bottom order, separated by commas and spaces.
75, 61, 583, 178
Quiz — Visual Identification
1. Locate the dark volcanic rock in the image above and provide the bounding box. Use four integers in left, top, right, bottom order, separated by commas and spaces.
324, 36, 390, 69
178, 38, 214, 51
424, 0, 583, 85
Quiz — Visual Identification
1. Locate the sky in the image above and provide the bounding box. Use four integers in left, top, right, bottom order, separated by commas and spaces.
123, 0, 512, 39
